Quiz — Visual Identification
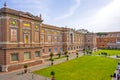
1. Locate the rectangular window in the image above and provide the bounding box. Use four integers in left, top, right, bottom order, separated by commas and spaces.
74, 47, 76, 50
48, 48, 52, 52
35, 31, 39, 42
10, 28, 17, 42
48, 35, 52, 42
54, 48, 58, 53
60, 48, 63, 51
42, 49, 45, 53
24, 34, 30, 44
11, 53, 18, 61
35, 51, 40, 57
54, 36, 57, 42
68, 48, 70, 50
24, 52, 30, 60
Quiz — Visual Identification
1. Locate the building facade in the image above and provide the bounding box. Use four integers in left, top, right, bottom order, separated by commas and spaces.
96, 32, 120, 49
0, 6, 88, 72
0, 7, 44, 72
0, 6, 119, 72
84, 33, 97, 51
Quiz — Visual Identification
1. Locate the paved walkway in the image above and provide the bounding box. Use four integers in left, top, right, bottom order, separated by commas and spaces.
0, 53, 83, 80
108, 56, 120, 80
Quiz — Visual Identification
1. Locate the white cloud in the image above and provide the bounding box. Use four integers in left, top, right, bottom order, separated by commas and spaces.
82, 0, 120, 32
7, 0, 120, 32
55, 0, 81, 20
10, 0, 51, 20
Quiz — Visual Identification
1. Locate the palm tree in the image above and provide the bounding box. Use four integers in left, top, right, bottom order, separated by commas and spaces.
50, 52, 54, 60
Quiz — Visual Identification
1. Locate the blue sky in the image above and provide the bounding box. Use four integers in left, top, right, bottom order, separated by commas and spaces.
0, 0, 120, 32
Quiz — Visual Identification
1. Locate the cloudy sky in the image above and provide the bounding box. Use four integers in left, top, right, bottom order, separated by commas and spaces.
0, 0, 120, 32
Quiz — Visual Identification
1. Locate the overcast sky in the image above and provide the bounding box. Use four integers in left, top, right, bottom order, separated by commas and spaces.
0, 0, 120, 32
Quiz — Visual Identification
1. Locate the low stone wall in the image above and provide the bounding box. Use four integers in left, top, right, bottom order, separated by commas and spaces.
8, 60, 43, 71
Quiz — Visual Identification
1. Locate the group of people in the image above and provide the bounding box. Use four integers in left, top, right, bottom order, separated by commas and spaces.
116, 62, 120, 80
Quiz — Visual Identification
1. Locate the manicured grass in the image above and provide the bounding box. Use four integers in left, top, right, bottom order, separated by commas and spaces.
93, 50, 120, 55
33, 56, 118, 80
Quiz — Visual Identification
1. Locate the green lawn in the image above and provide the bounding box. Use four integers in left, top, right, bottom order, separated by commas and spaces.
33, 56, 118, 80
93, 50, 120, 55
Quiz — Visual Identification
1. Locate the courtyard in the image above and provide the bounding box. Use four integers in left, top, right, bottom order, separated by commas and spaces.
34, 55, 118, 80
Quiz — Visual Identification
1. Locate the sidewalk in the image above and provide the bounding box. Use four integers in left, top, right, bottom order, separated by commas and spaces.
0, 53, 83, 80
109, 56, 120, 80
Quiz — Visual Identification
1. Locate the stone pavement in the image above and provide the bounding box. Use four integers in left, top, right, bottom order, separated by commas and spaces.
0, 53, 83, 80
109, 56, 120, 80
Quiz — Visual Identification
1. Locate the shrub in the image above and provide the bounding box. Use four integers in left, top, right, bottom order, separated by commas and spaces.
24, 64, 28, 68
50, 71, 55, 76
57, 52, 61, 58
64, 51, 68, 56
50, 52, 54, 59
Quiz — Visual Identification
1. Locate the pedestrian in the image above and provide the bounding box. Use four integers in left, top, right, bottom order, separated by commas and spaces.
117, 71, 120, 80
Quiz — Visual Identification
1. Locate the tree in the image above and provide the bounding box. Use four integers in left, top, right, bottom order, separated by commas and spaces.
24, 64, 28, 73
50, 52, 54, 60
85, 49, 92, 54
86, 49, 89, 54
97, 32, 107, 36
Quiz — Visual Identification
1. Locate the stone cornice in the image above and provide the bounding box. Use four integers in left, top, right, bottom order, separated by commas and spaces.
0, 7, 43, 22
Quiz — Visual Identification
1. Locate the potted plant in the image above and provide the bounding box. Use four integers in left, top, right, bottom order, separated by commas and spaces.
66, 55, 69, 61
50, 71, 55, 80
50, 59, 54, 66
57, 52, 61, 58
76, 52, 79, 58
24, 64, 28, 73
50, 52, 54, 60
64, 51, 69, 60
83, 48, 85, 55
64, 51, 68, 56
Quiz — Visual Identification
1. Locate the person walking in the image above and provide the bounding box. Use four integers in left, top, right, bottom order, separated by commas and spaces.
117, 70, 120, 80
